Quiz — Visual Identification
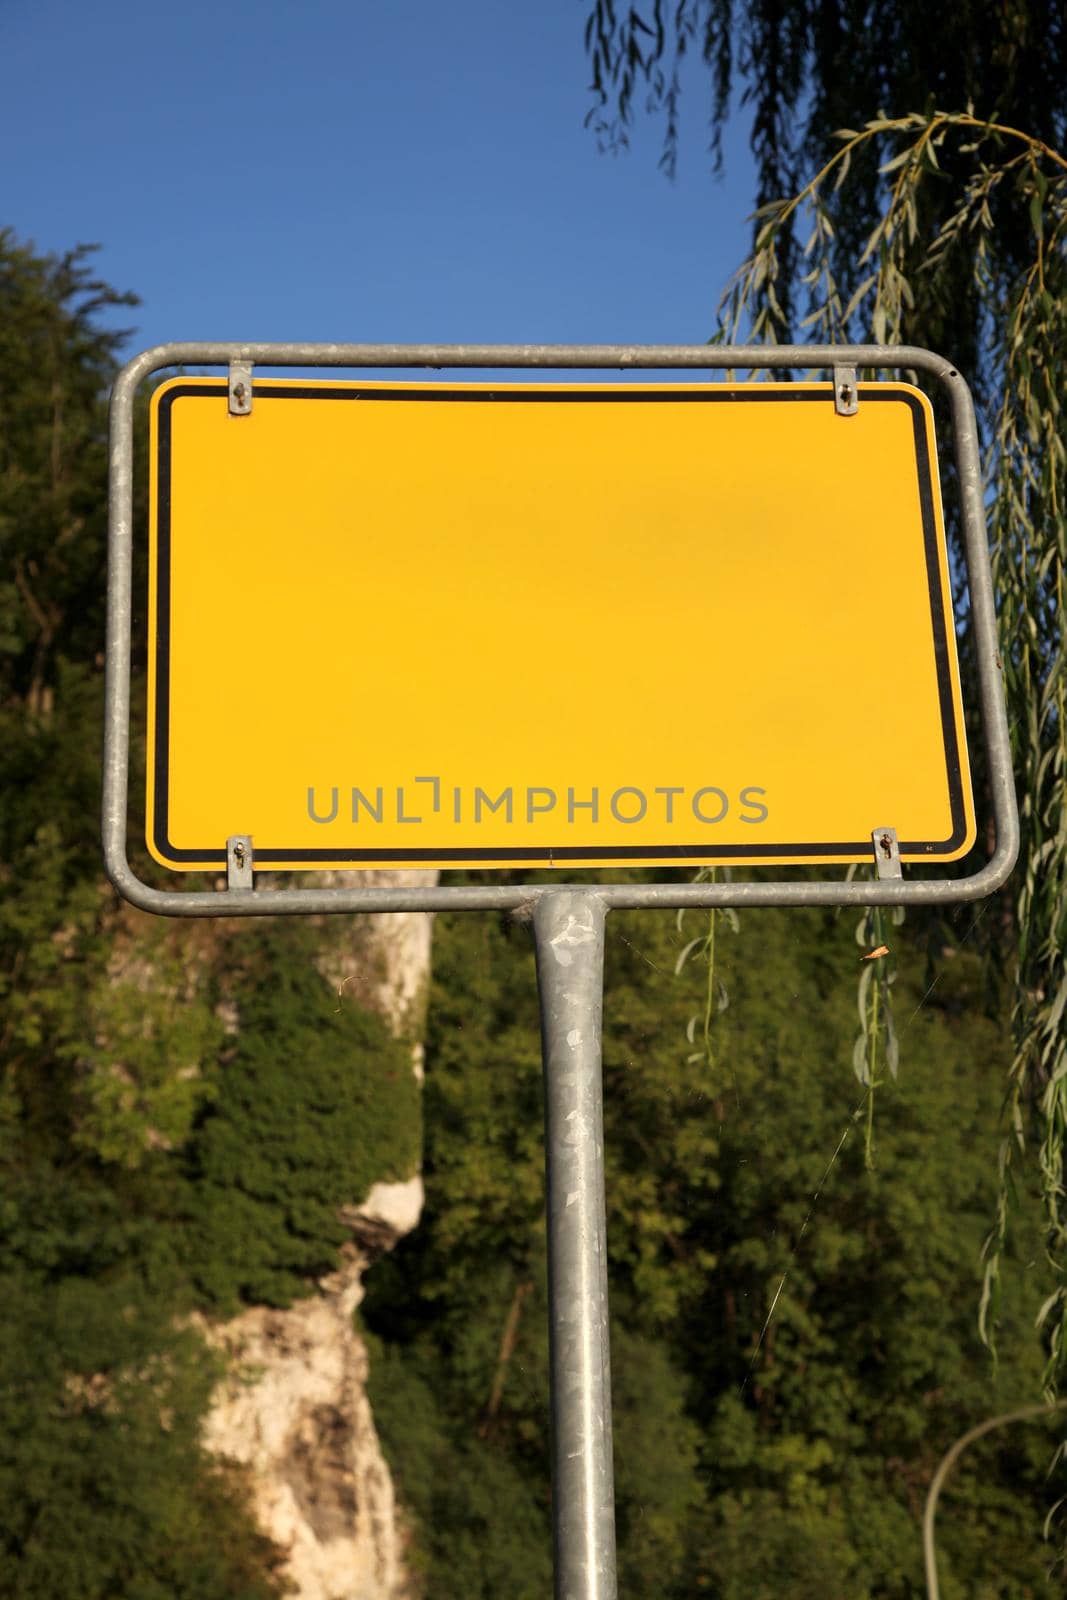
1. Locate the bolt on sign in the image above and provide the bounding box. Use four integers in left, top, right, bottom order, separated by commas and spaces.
147, 377, 975, 873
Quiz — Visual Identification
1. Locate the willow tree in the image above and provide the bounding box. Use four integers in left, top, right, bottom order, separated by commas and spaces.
584, 4, 1067, 1379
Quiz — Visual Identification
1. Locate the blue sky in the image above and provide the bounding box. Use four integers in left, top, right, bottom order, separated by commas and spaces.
2, 0, 757, 361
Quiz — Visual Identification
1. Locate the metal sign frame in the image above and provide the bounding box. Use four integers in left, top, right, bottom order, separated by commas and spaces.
104, 341, 1018, 917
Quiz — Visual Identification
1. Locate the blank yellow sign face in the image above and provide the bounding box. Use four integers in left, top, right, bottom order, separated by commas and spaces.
147, 379, 974, 873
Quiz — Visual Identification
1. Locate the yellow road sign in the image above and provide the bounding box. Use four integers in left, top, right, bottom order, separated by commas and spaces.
147, 378, 975, 873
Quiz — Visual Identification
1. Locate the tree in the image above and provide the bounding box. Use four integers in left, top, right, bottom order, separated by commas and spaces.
583, 4, 1067, 1382
0, 229, 421, 1595
366, 886, 1061, 1596
584, 2, 1065, 370
0, 229, 290, 1597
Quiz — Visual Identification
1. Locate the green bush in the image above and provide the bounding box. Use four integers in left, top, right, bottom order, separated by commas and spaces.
180, 922, 420, 1311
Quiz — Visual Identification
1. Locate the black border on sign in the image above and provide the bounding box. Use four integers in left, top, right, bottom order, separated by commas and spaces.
150, 382, 970, 868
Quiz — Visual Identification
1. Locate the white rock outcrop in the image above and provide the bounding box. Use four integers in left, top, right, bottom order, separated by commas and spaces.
201, 1244, 406, 1600
201, 871, 437, 1599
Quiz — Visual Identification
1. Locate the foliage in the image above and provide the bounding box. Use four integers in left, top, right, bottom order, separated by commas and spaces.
715, 110, 1067, 1384
583, 10, 1067, 1384
366, 1331, 554, 1600
0, 229, 419, 1594
852, 904, 904, 1169
180, 922, 419, 1312
0, 230, 273, 1595
0, 229, 136, 713
0, 1274, 286, 1600
584, 0, 1065, 364
366, 887, 1062, 1596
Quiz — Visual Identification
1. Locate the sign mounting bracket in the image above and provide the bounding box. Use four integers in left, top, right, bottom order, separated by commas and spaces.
228, 360, 253, 416
226, 835, 254, 888
834, 365, 859, 415
872, 827, 903, 879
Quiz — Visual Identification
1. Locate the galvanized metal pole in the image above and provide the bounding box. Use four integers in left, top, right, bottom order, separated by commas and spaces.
533, 890, 617, 1600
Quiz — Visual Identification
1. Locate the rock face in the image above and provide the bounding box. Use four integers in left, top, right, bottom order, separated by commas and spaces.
201, 872, 437, 1600
201, 1238, 408, 1600
313, 871, 439, 1080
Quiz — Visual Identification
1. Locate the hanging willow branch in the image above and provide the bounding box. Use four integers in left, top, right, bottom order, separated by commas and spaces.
716, 110, 1067, 1379
853, 905, 903, 1171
